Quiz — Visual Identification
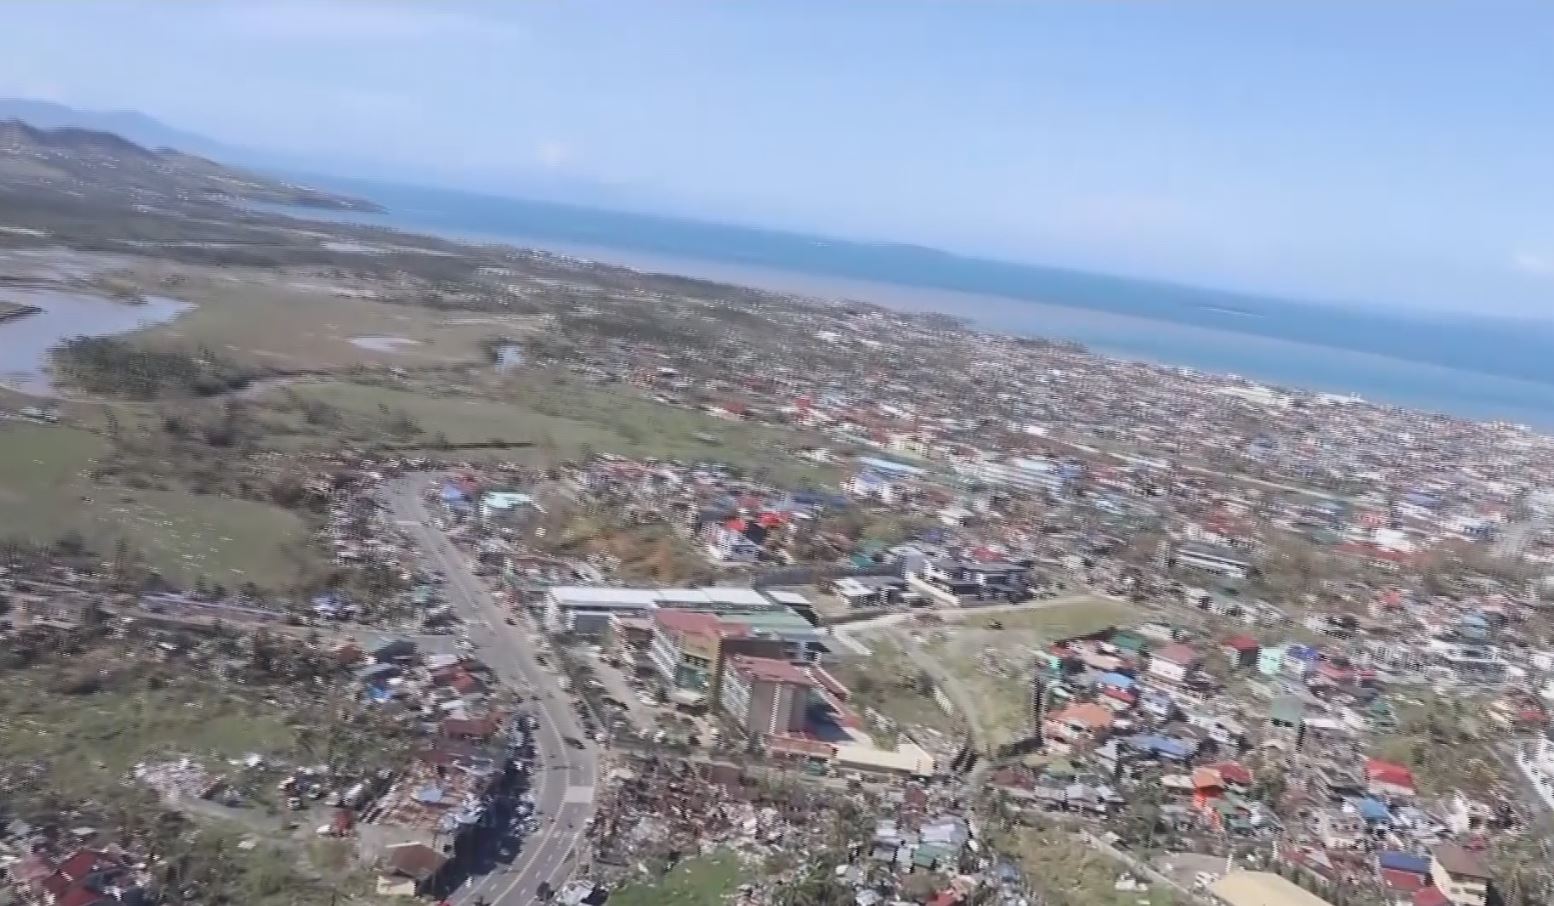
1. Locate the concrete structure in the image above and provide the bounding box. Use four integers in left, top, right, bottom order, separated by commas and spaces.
648, 609, 785, 705
479, 490, 535, 525
912, 557, 1032, 606
961, 455, 1072, 495
1430, 845, 1492, 906
719, 654, 814, 737
1148, 643, 1202, 684
543, 585, 786, 635
1175, 541, 1253, 579
703, 523, 761, 564
831, 574, 909, 608
1210, 871, 1337, 906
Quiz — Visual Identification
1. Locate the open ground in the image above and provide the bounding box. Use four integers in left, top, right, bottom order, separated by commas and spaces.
0, 420, 311, 585
837, 596, 1141, 749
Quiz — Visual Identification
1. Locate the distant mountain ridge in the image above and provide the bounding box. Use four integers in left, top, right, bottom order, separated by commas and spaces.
0, 114, 378, 212
0, 98, 240, 159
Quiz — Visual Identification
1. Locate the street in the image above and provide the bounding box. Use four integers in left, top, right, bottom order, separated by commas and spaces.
384, 477, 599, 906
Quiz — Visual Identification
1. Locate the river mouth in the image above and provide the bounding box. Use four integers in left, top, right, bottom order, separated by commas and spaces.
0, 288, 192, 396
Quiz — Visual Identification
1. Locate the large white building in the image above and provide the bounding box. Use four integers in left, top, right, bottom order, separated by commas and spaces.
1173, 542, 1253, 579
543, 584, 814, 640
958, 456, 1071, 495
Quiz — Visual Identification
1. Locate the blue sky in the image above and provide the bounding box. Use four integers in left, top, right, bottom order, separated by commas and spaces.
0, 0, 1551, 314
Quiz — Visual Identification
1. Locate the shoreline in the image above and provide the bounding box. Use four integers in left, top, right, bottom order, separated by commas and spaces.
0, 303, 43, 324
242, 197, 1554, 429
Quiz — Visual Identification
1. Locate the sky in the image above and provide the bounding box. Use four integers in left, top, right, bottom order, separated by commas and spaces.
0, 0, 1551, 314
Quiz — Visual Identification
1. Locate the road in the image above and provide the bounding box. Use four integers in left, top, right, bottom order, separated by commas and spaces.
384, 476, 598, 906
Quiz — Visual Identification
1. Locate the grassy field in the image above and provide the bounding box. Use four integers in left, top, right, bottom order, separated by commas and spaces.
606, 852, 747, 906
830, 636, 964, 741
918, 597, 1140, 747
0, 421, 312, 586
132, 264, 538, 370
259, 373, 838, 486
1010, 828, 1176, 906
0, 658, 298, 806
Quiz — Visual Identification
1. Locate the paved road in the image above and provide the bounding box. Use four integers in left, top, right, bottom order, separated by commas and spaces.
384, 476, 598, 906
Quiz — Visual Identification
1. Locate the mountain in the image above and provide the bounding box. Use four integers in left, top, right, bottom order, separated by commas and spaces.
0, 98, 727, 220
0, 118, 378, 211
0, 98, 240, 160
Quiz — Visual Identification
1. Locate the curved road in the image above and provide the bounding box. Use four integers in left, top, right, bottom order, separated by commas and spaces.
384, 477, 598, 906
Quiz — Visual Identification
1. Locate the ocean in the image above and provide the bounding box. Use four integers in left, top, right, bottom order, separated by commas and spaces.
277, 175, 1554, 428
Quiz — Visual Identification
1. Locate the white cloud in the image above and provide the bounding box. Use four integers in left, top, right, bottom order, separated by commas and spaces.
535, 140, 570, 170
1514, 250, 1554, 278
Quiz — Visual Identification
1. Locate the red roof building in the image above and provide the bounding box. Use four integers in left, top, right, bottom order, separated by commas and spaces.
1366, 758, 1418, 797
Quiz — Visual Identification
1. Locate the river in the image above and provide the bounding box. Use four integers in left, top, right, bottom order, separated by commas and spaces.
0, 287, 192, 395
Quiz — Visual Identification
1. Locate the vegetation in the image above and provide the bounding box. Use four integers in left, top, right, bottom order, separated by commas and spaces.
52, 335, 255, 399
924, 597, 1140, 747
1008, 828, 1175, 906
606, 852, 748, 906
0, 421, 315, 588
1372, 694, 1505, 796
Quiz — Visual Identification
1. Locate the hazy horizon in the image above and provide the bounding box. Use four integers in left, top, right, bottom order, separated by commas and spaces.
0, 1, 1550, 315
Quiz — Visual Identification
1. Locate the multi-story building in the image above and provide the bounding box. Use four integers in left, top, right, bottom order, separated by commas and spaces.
703, 522, 762, 564
1147, 643, 1202, 684
959, 456, 1075, 496
1429, 844, 1492, 906
1173, 541, 1253, 579
719, 655, 814, 737
910, 557, 1033, 606
650, 610, 729, 703
543, 585, 791, 636
649, 609, 787, 706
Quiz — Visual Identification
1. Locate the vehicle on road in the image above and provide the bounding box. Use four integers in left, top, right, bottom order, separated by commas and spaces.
562, 735, 586, 749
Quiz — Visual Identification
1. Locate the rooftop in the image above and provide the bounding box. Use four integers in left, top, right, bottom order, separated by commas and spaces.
1211, 871, 1337, 906
1432, 844, 1492, 880
726, 654, 814, 686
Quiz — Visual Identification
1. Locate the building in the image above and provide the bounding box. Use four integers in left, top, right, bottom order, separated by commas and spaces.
650, 609, 726, 702
479, 490, 535, 525
1148, 643, 1203, 684
911, 557, 1033, 606
844, 470, 906, 504
649, 609, 788, 707
1042, 702, 1114, 749
962, 456, 1073, 496
543, 585, 785, 635
831, 574, 910, 609
607, 614, 656, 676
1175, 542, 1253, 579
1210, 871, 1337, 906
1429, 844, 1492, 906
719, 654, 814, 736
1365, 758, 1418, 800
1222, 635, 1262, 669
704, 522, 762, 564
545, 586, 661, 635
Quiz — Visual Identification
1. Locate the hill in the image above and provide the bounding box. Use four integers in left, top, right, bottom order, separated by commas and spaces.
0, 118, 378, 212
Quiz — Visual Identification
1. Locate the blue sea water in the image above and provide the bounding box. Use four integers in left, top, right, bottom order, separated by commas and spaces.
277, 175, 1554, 428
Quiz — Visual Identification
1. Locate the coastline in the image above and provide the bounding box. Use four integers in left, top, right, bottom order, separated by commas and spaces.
0, 303, 43, 324
247, 191, 1554, 428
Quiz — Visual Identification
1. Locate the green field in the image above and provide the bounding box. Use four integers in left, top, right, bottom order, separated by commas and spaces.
830, 636, 964, 741
262, 375, 838, 486
1010, 829, 1175, 906
0, 421, 312, 586
922, 597, 1139, 747
0, 661, 298, 806
606, 852, 747, 906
